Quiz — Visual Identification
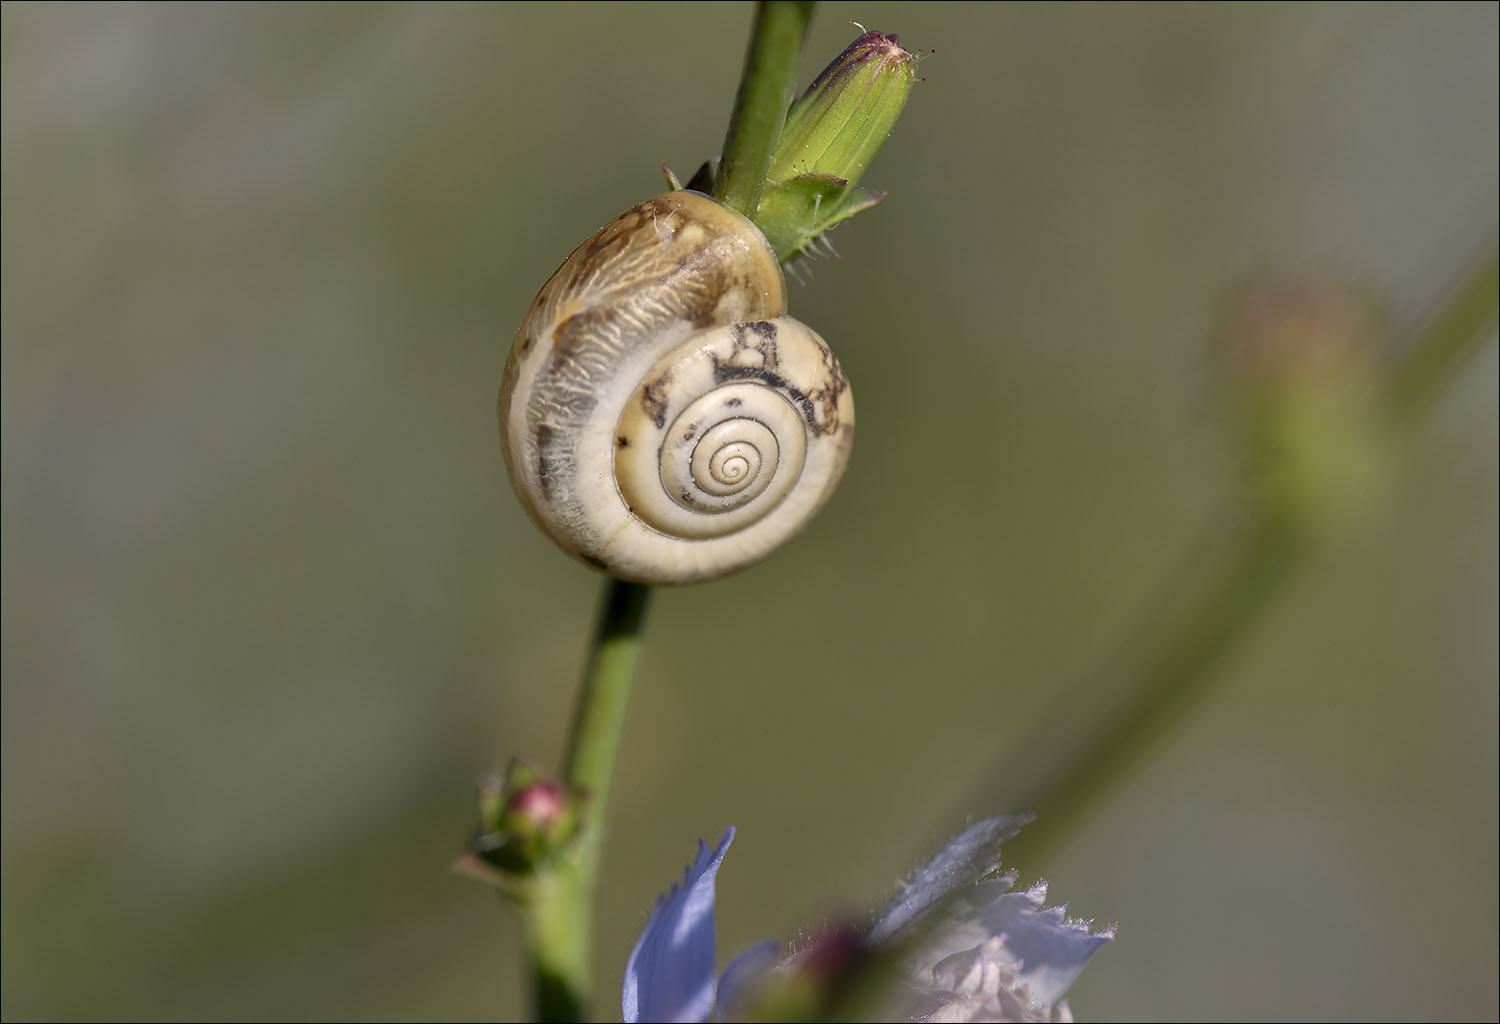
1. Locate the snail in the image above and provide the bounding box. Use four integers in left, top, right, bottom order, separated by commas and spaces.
498, 190, 854, 585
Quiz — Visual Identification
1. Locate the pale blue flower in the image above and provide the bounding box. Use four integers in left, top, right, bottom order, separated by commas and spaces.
872, 815, 1115, 1021
623, 816, 1113, 1023
621, 826, 756, 1023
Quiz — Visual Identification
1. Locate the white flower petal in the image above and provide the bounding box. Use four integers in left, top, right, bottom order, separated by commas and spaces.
939, 882, 1114, 1008
865, 815, 1113, 1020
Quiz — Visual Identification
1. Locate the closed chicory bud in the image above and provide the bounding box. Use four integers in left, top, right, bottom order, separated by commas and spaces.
770, 28, 916, 188
755, 29, 919, 264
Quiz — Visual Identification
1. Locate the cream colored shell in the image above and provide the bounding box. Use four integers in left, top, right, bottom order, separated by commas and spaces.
498, 191, 854, 584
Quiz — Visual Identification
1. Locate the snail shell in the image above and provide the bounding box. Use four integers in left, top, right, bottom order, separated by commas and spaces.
498, 191, 854, 584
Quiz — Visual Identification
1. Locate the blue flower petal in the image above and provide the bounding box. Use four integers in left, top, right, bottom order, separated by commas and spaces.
868, 814, 1034, 944
622, 827, 735, 1024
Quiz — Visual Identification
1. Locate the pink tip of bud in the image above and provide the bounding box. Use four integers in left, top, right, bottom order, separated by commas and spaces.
507, 780, 567, 825
1229, 278, 1379, 383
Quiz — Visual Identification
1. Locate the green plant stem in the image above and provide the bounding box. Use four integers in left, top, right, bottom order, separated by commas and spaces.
1387, 240, 1498, 421
997, 517, 1302, 869
522, 578, 651, 1022
714, 1, 815, 218
563, 580, 653, 876
997, 240, 1500, 871
520, 867, 590, 1023
517, 7, 813, 1020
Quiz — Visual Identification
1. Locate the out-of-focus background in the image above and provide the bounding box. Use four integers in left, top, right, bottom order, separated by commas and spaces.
3, 4, 1495, 1020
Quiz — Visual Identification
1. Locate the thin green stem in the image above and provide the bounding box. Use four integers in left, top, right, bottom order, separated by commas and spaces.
563, 580, 653, 876
996, 238, 1500, 871
714, 1, 815, 218
1387, 240, 1498, 421
520, 869, 590, 1022
997, 517, 1302, 869
519, 580, 650, 1023
517, 7, 816, 1019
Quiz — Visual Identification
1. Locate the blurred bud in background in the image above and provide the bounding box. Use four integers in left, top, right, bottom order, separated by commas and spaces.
1225, 279, 1389, 542
722, 920, 867, 1022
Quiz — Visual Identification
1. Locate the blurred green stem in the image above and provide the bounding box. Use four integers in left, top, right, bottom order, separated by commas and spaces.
518, 6, 812, 1019
1388, 241, 1498, 421
1000, 239, 1500, 869
998, 518, 1301, 869
520, 867, 590, 1022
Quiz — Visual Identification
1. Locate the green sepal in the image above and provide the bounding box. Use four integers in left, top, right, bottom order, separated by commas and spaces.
756, 172, 886, 263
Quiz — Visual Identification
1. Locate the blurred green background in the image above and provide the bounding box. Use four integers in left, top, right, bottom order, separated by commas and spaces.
3, 3, 1496, 1020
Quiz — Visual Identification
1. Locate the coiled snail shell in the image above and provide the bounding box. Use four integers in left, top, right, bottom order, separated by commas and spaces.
498, 191, 854, 584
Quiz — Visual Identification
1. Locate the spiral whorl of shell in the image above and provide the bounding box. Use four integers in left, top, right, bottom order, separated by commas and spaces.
499, 191, 854, 584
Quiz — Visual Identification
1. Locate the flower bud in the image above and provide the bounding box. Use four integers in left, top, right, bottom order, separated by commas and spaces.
718, 921, 868, 1022
755, 29, 918, 263
457, 757, 583, 883
1226, 279, 1388, 540
770, 29, 916, 189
